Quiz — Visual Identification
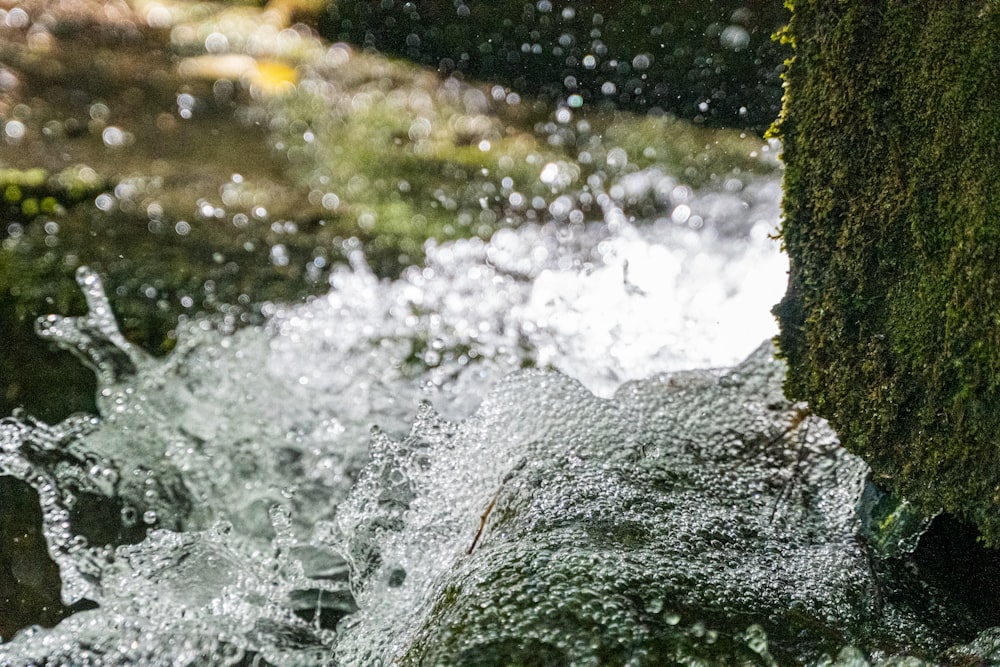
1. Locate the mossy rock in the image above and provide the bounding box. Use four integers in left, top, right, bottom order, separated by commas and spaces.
773, 1, 1000, 544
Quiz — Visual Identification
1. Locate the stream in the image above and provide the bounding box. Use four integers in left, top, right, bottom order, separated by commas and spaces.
3, 0, 1000, 665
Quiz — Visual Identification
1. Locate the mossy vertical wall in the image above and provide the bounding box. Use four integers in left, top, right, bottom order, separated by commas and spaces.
774, 1, 1000, 542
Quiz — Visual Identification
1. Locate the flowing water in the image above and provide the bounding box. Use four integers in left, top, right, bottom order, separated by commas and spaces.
4, 3, 1000, 665
3, 179, 1000, 664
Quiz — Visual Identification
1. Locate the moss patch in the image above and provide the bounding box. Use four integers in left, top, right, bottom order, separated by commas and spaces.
773, 1, 1000, 543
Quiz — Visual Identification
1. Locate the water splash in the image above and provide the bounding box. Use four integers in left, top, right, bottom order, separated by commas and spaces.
2, 186, 996, 663
328, 346, 964, 664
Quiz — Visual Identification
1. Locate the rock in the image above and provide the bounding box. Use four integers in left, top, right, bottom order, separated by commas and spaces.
772, 2, 1000, 543
332, 344, 982, 664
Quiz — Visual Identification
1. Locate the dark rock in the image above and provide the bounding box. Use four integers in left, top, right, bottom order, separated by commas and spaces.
772, 1, 1000, 543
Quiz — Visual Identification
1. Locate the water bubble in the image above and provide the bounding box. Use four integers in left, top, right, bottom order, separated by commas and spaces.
3, 119, 26, 142
408, 117, 432, 142
88, 102, 110, 122
270, 244, 289, 267
144, 3, 171, 28
95, 193, 115, 211
321, 193, 340, 211
539, 163, 560, 185
605, 147, 628, 170
671, 204, 691, 224
720, 25, 751, 51
5, 7, 30, 28
176, 93, 196, 119
631, 54, 652, 70
204, 32, 229, 53
102, 126, 128, 147
121, 505, 139, 526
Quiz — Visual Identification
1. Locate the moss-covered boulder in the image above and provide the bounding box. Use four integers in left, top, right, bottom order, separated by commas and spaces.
773, 2, 1000, 543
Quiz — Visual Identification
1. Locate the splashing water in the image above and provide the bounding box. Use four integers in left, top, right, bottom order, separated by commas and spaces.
2, 177, 997, 665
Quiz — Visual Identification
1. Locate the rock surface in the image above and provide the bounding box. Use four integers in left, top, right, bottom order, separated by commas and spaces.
773, 1, 1000, 544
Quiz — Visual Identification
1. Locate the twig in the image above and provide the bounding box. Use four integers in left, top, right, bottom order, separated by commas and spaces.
467, 458, 527, 555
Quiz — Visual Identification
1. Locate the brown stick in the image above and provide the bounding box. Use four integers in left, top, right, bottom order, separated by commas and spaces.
467, 486, 502, 555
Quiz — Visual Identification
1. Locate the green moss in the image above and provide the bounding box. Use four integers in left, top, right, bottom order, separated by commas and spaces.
0, 166, 106, 222
773, 1, 1000, 543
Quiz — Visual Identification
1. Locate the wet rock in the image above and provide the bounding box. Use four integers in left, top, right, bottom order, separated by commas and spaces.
772, 1, 1000, 544
3, 263, 1000, 662
333, 344, 986, 664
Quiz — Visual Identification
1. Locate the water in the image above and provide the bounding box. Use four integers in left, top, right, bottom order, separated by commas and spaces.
6, 0, 1000, 661
3, 176, 1000, 663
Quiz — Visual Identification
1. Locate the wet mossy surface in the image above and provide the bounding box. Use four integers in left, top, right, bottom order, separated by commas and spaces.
773, 1, 1000, 544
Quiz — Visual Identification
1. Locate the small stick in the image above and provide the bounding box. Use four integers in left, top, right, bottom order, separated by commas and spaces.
467, 458, 527, 555
466, 486, 502, 555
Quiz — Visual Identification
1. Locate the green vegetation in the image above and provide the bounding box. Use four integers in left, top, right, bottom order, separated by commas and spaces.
773, 1, 1000, 543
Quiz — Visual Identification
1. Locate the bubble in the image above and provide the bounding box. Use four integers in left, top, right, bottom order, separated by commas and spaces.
270, 243, 289, 267
144, 3, 171, 28
121, 505, 139, 526
102, 126, 127, 147
89, 102, 110, 122
539, 163, 560, 185
6, 7, 29, 28
671, 204, 691, 224
3, 119, 25, 142
205, 32, 229, 53
605, 147, 628, 170
631, 54, 652, 70
720, 25, 751, 51
95, 193, 115, 211
177, 93, 196, 119
321, 193, 340, 210
408, 117, 432, 142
